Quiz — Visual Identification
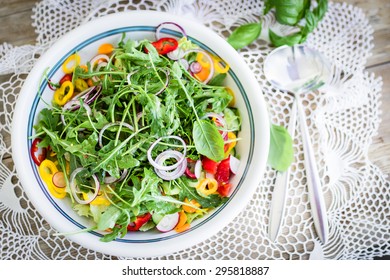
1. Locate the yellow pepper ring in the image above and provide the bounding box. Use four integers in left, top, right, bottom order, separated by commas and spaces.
196, 52, 210, 68
39, 159, 66, 199
82, 192, 110, 206
214, 59, 230, 74
54, 81, 74, 106
62, 53, 81, 74
74, 78, 88, 92
196, 178, 218, 196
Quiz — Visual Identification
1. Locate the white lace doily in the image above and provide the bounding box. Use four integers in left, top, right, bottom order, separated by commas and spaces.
1, 0, 389, 260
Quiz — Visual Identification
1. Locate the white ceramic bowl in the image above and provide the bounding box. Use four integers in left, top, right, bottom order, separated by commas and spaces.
12, 11, 269, 258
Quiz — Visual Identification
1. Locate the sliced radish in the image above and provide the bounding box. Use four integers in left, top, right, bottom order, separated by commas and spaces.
229, 155, 240, 175
194, 160, 202, 179
156, 212, 180, 232
52, 171, 66, 188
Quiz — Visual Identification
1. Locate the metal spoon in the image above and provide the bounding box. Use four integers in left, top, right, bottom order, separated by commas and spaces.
264, 44, 331, 244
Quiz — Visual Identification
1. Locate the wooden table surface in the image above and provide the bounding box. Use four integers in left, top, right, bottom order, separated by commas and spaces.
0, 0, 389, 259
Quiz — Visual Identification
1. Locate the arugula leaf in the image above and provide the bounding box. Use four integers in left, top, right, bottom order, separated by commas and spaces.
268, 124, 294, 171
193, 119, 225, 162
227, 23, 262, 50
131, 168, 161, 207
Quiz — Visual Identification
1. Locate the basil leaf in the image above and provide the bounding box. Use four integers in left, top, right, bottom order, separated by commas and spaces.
227, 22, 262, 50
300, 10, 318, 42
269, 28, 302, 47
268, 124, 294, 171
193, 119, 225, 162
208, 73, 227, 86
263, 0, 275, 15
274, 0, 310, 26
313, 0, 328, 20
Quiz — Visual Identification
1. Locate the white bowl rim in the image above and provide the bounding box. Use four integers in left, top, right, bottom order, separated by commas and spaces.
11, 10, 269, 258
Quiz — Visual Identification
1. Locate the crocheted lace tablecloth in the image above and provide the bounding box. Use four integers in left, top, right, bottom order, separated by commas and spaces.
0, 0, 389, 260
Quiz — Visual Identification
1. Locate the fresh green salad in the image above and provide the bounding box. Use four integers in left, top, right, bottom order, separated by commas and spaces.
31, 22, 242, 241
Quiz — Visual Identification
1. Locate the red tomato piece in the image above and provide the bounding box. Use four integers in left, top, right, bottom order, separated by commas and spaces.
127, 213, 152, 231
145, 38, 178, 55
202, 157, 219, 175
218, 183, 231, 197
30, 138, 47, 166
215, 156, 230, 184
59, 73, 72, 85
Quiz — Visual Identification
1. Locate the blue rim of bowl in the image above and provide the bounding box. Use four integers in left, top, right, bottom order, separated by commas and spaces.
27, 26, 255, 243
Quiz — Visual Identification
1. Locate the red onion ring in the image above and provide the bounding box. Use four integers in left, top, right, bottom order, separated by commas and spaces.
167, 48, 184, 60
154, 151, 187, 181
61, 102, 92, 127
90, 54, 110, 68
98, 122, 134, 148
69, 167, 100, 204
156, 22, 187, 41
201, 112, 227, 139
70, 85, 102, 109
189, 61, 202, 74
92, 61, 108, 83
147, 136, 187, 171
104, 169, 128, 184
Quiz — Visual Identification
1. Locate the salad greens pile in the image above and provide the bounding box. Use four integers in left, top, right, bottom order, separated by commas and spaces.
33, 31, 241, 241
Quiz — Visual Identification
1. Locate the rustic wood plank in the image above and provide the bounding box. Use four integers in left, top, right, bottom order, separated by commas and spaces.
333, 0, 390, 66
0, 0, 37, 45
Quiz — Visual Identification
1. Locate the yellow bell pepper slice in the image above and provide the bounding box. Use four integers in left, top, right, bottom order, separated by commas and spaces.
39, 159, 66, 199
98, 43, 114, 55
74, 78, 88, 92
182, 198, 201, 213
196, 52, 211, 68
62, 54, 80, 74
174, 210, 190, 233
214, 58, 230, 74
54, 81, 74, 106
82, 191, 111, 206
196, 178, 218, 196
225, 132, 237, 157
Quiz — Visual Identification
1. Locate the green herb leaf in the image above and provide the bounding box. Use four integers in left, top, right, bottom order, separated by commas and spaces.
269, 28, 302, 47
268, 124, 294, 171
177, 178, 228, 208
208, 73, 227, 86
313, 0, 328, 20
97, 205, 122, 230
263, 0, 275, 15
274, 0, 310, 26
227, 22, 262, 50
193, 119, 225, 162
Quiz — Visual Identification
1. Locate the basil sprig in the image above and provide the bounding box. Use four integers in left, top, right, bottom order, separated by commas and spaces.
227, 0, 328, 48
